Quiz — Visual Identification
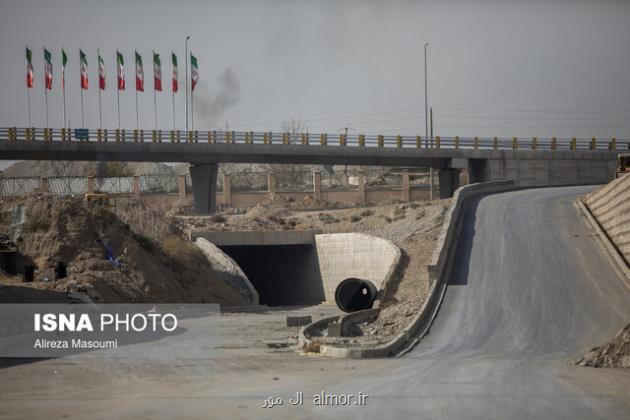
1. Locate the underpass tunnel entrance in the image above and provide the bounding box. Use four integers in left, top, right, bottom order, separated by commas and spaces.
218, 244, 325, 306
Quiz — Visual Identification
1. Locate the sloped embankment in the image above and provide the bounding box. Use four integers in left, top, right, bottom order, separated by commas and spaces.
0, 196, 249, 305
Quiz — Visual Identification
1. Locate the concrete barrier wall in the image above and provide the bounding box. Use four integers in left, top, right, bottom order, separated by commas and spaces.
583, 174, 630, 266
314, 233, 401, 302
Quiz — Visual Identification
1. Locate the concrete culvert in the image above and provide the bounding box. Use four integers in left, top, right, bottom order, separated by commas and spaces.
335, 278, 378, 313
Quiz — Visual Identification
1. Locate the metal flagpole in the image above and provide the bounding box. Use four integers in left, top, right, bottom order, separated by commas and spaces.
117, 85, 120, 129
172, 90, 175, 130
98, 48, 102, 129
191, 83, 194, 131
185, 36, 190, 132
116, 50, 121, 129
135, 87, 139, 129
26, 85, 31, 127
43, 47, 48, 128
44, 84, 49, 128
44, 88, 48, 128
80, 85, 85, 128
62, 67, 66, 128
154, 51, 157, 130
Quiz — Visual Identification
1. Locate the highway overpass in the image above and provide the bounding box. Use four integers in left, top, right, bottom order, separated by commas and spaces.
1, 127, 627, 213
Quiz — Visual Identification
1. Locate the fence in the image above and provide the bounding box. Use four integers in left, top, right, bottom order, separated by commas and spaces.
1, 127, 628, 151
0, 170, 436, 208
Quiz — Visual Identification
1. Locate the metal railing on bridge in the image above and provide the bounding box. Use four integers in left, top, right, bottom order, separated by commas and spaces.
1, 127, 628, 151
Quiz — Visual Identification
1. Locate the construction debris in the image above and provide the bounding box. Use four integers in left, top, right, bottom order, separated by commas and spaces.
574, 324, 630, 368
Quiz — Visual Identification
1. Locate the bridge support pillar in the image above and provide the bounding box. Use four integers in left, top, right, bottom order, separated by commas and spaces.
438, 169, 460, 199
189, 163, 219, 214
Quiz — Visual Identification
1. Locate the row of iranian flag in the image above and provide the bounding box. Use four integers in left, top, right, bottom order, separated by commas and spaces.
26, 46, 198, 94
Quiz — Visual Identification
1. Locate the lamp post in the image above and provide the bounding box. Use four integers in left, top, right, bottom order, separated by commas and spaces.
185, 35, 190, 132
424, 42, 434, 200
424, 42, 429, 147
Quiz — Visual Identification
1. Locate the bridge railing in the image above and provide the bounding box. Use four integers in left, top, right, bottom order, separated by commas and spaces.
1, 127, 628, 151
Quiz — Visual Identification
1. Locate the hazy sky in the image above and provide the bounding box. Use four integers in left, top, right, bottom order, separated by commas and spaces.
1, 0, 629, 142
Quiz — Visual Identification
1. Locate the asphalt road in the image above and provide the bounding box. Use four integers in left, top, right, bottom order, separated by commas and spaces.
352, 185, 630, 419
1, 186, 628, 419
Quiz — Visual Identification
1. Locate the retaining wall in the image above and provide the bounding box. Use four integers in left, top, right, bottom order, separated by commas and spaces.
583, 174, 630, 267
314, 233, 401, 302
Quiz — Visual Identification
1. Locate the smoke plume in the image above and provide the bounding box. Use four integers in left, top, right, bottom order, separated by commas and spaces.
195, 68, 240, 129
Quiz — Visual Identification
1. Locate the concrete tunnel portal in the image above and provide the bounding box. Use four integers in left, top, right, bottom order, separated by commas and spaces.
193, 230, 326, 307
218, 244, 325, 306
192, 230, 402, 308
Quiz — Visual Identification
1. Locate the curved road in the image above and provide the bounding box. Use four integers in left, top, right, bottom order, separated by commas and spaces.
354, 185, 630, 419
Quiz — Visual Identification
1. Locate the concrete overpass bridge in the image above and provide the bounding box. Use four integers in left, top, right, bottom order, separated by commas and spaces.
1, 127, 627, 213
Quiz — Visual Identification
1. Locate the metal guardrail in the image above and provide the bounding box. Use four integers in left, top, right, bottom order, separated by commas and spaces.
1, 127, 628, 151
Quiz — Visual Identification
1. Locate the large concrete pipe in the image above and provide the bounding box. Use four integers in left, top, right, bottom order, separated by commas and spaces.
334, 278, 378, 313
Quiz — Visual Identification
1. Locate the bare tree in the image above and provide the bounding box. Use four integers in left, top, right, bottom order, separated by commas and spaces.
276, 119, 309, 190
50, 160, 79, 194
280, 118, 307, 136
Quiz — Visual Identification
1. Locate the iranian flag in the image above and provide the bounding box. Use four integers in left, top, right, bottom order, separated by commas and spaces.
153, 51, 162, 91
80, 49, 88, 89
98, 52, 105, 90
171, 51, 178, 92
135, 51, 144, 92
116, 50, 125, 90
26, 47, 34, 88
190, 53, 198, 92
61, 49, 67, 89
44, 48, 52, 90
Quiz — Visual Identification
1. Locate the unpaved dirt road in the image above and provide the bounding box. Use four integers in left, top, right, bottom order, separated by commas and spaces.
1, 186, 629, 419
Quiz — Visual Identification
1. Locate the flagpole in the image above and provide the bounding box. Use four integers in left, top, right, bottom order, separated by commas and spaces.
80, 84, 84, 128
191, 86, 194, 132
80, 49, 85, 128
117, 87, 120, 129
172, 90, 175, 130
44, 86, 48, 128
153, 51, 157, 130
116, 50, 120, 129
43, 47, 48, 128
185, 36, 190, 132
26, 84, 31, 127
98, 48, 102, 129
62, 62, 66, 129
135, 87, 139, 129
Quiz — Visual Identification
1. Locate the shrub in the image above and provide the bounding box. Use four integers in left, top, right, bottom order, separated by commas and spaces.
161, 236, 205, 274
359, 209, 374, 217
318, 213, 339, 224
350, 215, 362, 223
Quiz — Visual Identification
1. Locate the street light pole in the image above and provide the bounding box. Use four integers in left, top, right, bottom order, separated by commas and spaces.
424, 42, 429, 147
185, 35, 190, 132
424, 42, 434, 200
